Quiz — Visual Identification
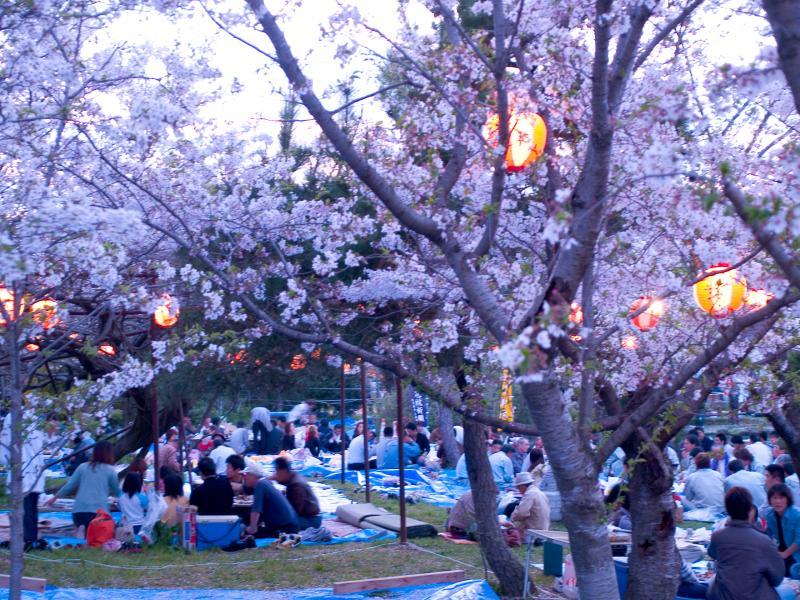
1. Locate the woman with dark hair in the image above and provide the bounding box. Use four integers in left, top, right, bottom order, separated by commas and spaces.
764, 482, 800, 577
47, 440, 121, 537
281, 421, 296, 451
119, 472, 148, 534
161, 474, 188, 527
304, 425, 321, 457
526, 448, 546, 486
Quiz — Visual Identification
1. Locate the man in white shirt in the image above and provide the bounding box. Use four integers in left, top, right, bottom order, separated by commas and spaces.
724, 459, 766, 509
209, 437, 237, 476
746, 432, 772, 469
347, 429, 375, 470
683, 453, 725, 510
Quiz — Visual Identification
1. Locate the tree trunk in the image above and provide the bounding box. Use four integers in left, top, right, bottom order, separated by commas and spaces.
763, 0, 800, 116
438, 404, 461, 468
463, 420, 529, 597
521, 378, 620, 600
7, 326, 24, 600
623, 443, 680, 600
112, 387, 180, 460
768, 399, 800, 474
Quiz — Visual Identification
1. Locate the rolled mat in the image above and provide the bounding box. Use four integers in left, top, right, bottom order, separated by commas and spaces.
335, 503, 437, 538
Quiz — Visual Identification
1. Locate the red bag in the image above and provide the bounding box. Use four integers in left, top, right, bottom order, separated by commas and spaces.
86, 509, 115, 548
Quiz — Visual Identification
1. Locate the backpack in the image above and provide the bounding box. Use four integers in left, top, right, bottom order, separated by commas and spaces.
86, 509, 115, 547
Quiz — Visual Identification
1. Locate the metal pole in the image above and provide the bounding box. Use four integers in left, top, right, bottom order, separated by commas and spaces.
395, 376, 407, 544
177, 399, 192, 487
340, 362, 346, 484
360, 362, 370, 501
150, 323, 160, 491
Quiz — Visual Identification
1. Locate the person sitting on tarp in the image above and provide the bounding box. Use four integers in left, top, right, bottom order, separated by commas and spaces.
446, 490, 476, 539
489, 444, 515, 489
324, 424, 350, 453
375, 426, 394, 469
347, 428, 376, 471
189, 457, 233, 516
509, 471, 550, 531
405, 422, 430, 456
242, 461, 298, 538
272, 457, 321, 529
382, 433, 421, 468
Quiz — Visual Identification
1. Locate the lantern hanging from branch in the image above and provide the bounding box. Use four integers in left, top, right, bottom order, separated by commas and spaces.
693, 263, 747, 317
30, 298, 59, 330
568, 301, 583, 325
290, 354, 307, 371
621, 335, 639, 350
483, 110, 547, 173
630, 297, 665, 332
153, 294, 179, 328
0, 285, 18, 326
98, 343, 117, 357
744, 288, 773, 311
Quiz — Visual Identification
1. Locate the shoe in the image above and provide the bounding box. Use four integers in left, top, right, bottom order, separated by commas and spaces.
222, 539, 249, 553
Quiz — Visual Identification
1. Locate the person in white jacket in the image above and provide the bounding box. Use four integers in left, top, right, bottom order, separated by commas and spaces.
1, 413, 46, 546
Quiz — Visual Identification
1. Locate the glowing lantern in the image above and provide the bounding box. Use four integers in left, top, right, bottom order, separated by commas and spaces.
311, 348, 322, 360
98, 343, 117, 357
483, 110, 547, 173
290, 354, 307, 371
30, 298, 59, 329
693, 263, 747, 317
25, 343, 39, 352
227, 350, 247, 365
621, 335, 639, 350
0, 285, 19, 326
153, 294, 179, 328
569, 301, 583, 325
745, 288, 773, 311
630, 297, 664, 332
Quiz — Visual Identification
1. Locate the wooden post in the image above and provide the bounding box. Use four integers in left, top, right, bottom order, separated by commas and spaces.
150, 324, 160, 491
360, 362, 370, 501
395, 376, 407, 544
340, 361, 346, 484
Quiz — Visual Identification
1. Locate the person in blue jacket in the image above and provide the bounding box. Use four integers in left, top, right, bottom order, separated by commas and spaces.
764, 482, 800, 578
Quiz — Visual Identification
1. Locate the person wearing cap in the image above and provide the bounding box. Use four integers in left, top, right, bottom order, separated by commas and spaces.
509, 471, 550, 532
242, 461, 298, 538
189, 457, 234, 516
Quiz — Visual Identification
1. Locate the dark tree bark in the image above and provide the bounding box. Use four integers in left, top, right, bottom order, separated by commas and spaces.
763, 0, 800, 115
112, 387, 180, 460
769, 397, 800, 474
463, 419, 529, 597
438, 404, 461, 467
622, 440, 681, 600
521, 378, 620, 600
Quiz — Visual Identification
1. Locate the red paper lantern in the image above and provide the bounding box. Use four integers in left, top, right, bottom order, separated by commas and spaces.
98, 343, 117, 357
693, 263, 747, 317
630, 297, 664, 332
484, 110, 547, 173
30, 298, 59, 330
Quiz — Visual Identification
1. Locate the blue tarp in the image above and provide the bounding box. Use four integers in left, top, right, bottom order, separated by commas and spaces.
0, 579, 498, 600
254, 528, 396, 547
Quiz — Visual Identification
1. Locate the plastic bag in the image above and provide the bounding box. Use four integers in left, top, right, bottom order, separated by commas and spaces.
562, 553, 579, 599
140, 488, 168, 542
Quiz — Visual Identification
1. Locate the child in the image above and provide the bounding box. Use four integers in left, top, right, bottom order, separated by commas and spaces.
119, 472, 149, 535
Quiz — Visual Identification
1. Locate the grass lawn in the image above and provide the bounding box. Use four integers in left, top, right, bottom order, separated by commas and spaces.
0, 482, 557, 595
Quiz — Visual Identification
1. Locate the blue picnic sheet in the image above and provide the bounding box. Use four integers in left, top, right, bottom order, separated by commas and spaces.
0, 579, 498, 599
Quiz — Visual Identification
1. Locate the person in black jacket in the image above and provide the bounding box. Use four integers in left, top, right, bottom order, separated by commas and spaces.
405, 422, 430, 455
324, 424, 350, 452
189, 457, 234, 515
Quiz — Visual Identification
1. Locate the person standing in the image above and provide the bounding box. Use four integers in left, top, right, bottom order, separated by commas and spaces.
1, 414, 46, 548
47, 441, 121, 537
250, 407, 272, 455
158, 433, 180, 475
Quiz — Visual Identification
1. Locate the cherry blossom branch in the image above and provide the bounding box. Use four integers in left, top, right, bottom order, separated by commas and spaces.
722, 175, 800, 289
633, 0, 705, 71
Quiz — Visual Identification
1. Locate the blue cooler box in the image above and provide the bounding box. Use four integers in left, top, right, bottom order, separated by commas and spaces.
196, 515, 242, 550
